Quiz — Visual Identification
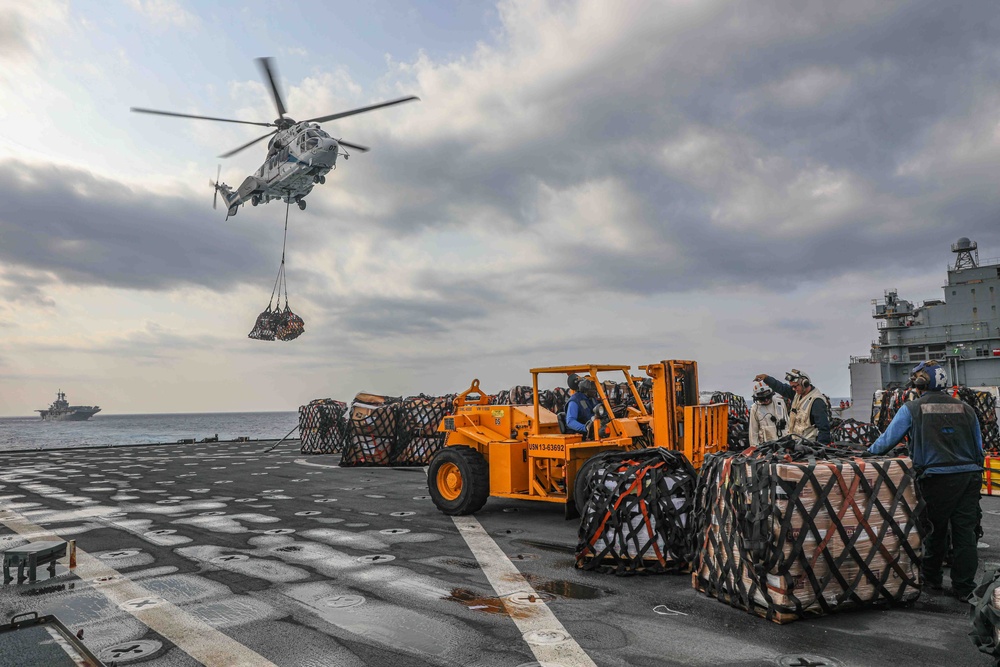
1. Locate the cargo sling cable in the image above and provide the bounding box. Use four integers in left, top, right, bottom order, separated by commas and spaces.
249, 200, 305, 341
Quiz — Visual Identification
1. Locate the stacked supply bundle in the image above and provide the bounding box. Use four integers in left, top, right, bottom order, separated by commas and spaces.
956, 387, 1000, 450
340, 393, 401, 466
539, 387, 570, 415
489, 390, 511, 406
692, 438, 923, 623
712, 391, 750, 451
576, 448, 697, 575
299, 399, 349, 454
873, 386, 998, 450
830, 418, 881, 446
970, 568, 1000, 663
396, 395, 455, 465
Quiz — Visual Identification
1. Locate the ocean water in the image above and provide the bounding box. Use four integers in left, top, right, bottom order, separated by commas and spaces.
0, 411, 299, 453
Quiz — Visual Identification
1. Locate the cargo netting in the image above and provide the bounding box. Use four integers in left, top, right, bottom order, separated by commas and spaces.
333, 393, 458, 467
576, 448, 697, 575
248, 306, 278, 341
340, 394, 402, 467
712, 391, 750, 451
971, 567, 1000, 662
396, 395, 455, 465
956, 386, 1000, 452
249, 203, 304, 342
692, 436, 924, 623
830, 418, 881, 446
299, 399, 349, 454
872, 386, 999, 451
490, 383, 645, 415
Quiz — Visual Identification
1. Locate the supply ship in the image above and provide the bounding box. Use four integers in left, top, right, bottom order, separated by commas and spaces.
845, 237, 1000, 420
35, 390, 102, 421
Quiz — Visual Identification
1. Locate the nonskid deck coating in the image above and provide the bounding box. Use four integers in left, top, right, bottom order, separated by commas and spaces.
0, 440, 993, 667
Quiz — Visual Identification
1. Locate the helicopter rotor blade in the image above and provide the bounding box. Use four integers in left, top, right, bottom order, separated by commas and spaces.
218, 130, 277, 159
302, 95, 420, 125
335, 139, 370, 153
131, 107, 274, 127
255, 57, 288, 119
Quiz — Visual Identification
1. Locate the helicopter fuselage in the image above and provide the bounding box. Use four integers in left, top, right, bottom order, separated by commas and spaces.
216, 122, 342, 217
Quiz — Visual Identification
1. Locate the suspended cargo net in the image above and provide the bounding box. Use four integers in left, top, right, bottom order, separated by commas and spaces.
970, 567, 1000, 663
275, 304, 305, 341
576, 448, 697, 575
830, 418, 881, 446
299, 399, 349, 454
340, 393, 402, 467
395, 395, 455, 465
248, 306, 278, 341
249, 202, 305, 342
692, 437, 924, 623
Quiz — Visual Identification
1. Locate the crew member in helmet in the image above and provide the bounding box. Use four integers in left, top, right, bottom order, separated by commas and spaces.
866, 361, 983, 601
749, 380, 788, 446
565, 373, 595, 436
753, 369, 832, 444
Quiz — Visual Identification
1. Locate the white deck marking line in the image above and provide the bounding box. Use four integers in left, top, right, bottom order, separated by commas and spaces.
452, 516, 597, 667
293, 458, 342, 468
0, 508, 279, 667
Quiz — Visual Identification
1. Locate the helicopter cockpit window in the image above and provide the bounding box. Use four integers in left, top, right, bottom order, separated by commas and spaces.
301, 129, 321, 150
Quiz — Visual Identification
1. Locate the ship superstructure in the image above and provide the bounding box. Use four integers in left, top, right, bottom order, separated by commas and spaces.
847, 238, 1000, 417
35, 390, 101, 421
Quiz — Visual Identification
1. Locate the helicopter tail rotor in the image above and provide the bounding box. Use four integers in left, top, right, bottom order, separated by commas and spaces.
210, 165, 221, 210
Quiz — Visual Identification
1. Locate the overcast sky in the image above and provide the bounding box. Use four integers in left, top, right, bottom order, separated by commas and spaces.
1, 0, 999, 416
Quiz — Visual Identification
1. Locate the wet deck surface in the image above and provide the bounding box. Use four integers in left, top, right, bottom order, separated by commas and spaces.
0, 440, 995, 667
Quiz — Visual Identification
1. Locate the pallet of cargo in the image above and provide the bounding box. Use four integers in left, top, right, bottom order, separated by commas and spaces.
692, 438, 923, 623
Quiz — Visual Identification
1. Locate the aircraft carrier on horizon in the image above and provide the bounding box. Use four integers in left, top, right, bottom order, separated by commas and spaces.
34, 391, 102, 422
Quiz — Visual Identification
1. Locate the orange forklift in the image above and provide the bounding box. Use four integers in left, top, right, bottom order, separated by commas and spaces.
427, 361, 727, 517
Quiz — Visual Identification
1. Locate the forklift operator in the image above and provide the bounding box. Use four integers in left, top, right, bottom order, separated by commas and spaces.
565, 374, 595, 435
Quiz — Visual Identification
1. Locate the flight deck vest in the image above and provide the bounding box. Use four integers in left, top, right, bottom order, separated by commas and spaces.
788, 386, 829, 441
907, 391, 981, 475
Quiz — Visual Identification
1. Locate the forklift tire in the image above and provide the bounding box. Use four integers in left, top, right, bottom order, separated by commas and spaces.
574, 455, 605, 516
428, 446, 489, 515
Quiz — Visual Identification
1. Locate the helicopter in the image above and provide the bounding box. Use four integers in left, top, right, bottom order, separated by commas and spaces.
131, 58, 419, 219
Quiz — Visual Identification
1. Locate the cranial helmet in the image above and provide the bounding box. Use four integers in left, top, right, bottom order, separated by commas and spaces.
752, 380, 773, 401
567, 374, 581, 391
784, 369, 811, 386
911, 360, 948, 391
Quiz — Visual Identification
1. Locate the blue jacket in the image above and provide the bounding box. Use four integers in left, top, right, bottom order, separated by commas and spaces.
566, 392, 594, 434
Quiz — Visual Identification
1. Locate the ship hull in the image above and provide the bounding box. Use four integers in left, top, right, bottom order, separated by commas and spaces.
38, 410, 100, 421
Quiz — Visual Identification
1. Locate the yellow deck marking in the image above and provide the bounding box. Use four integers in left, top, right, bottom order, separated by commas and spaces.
452, 516, 597, 667
0, 507, 279, 667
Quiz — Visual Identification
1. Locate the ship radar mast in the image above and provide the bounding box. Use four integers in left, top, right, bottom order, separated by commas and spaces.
951, 237, 979, 270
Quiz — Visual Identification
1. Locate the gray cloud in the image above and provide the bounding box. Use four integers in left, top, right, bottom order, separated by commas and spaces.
325, 0, 1000, 294
0, 12, 29, 60
0, 160, 278, 292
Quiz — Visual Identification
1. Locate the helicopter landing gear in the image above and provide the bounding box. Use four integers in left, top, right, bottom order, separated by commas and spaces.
251, 195, 260, 207
313, 174, 325, 185
297, 199, 306, 211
